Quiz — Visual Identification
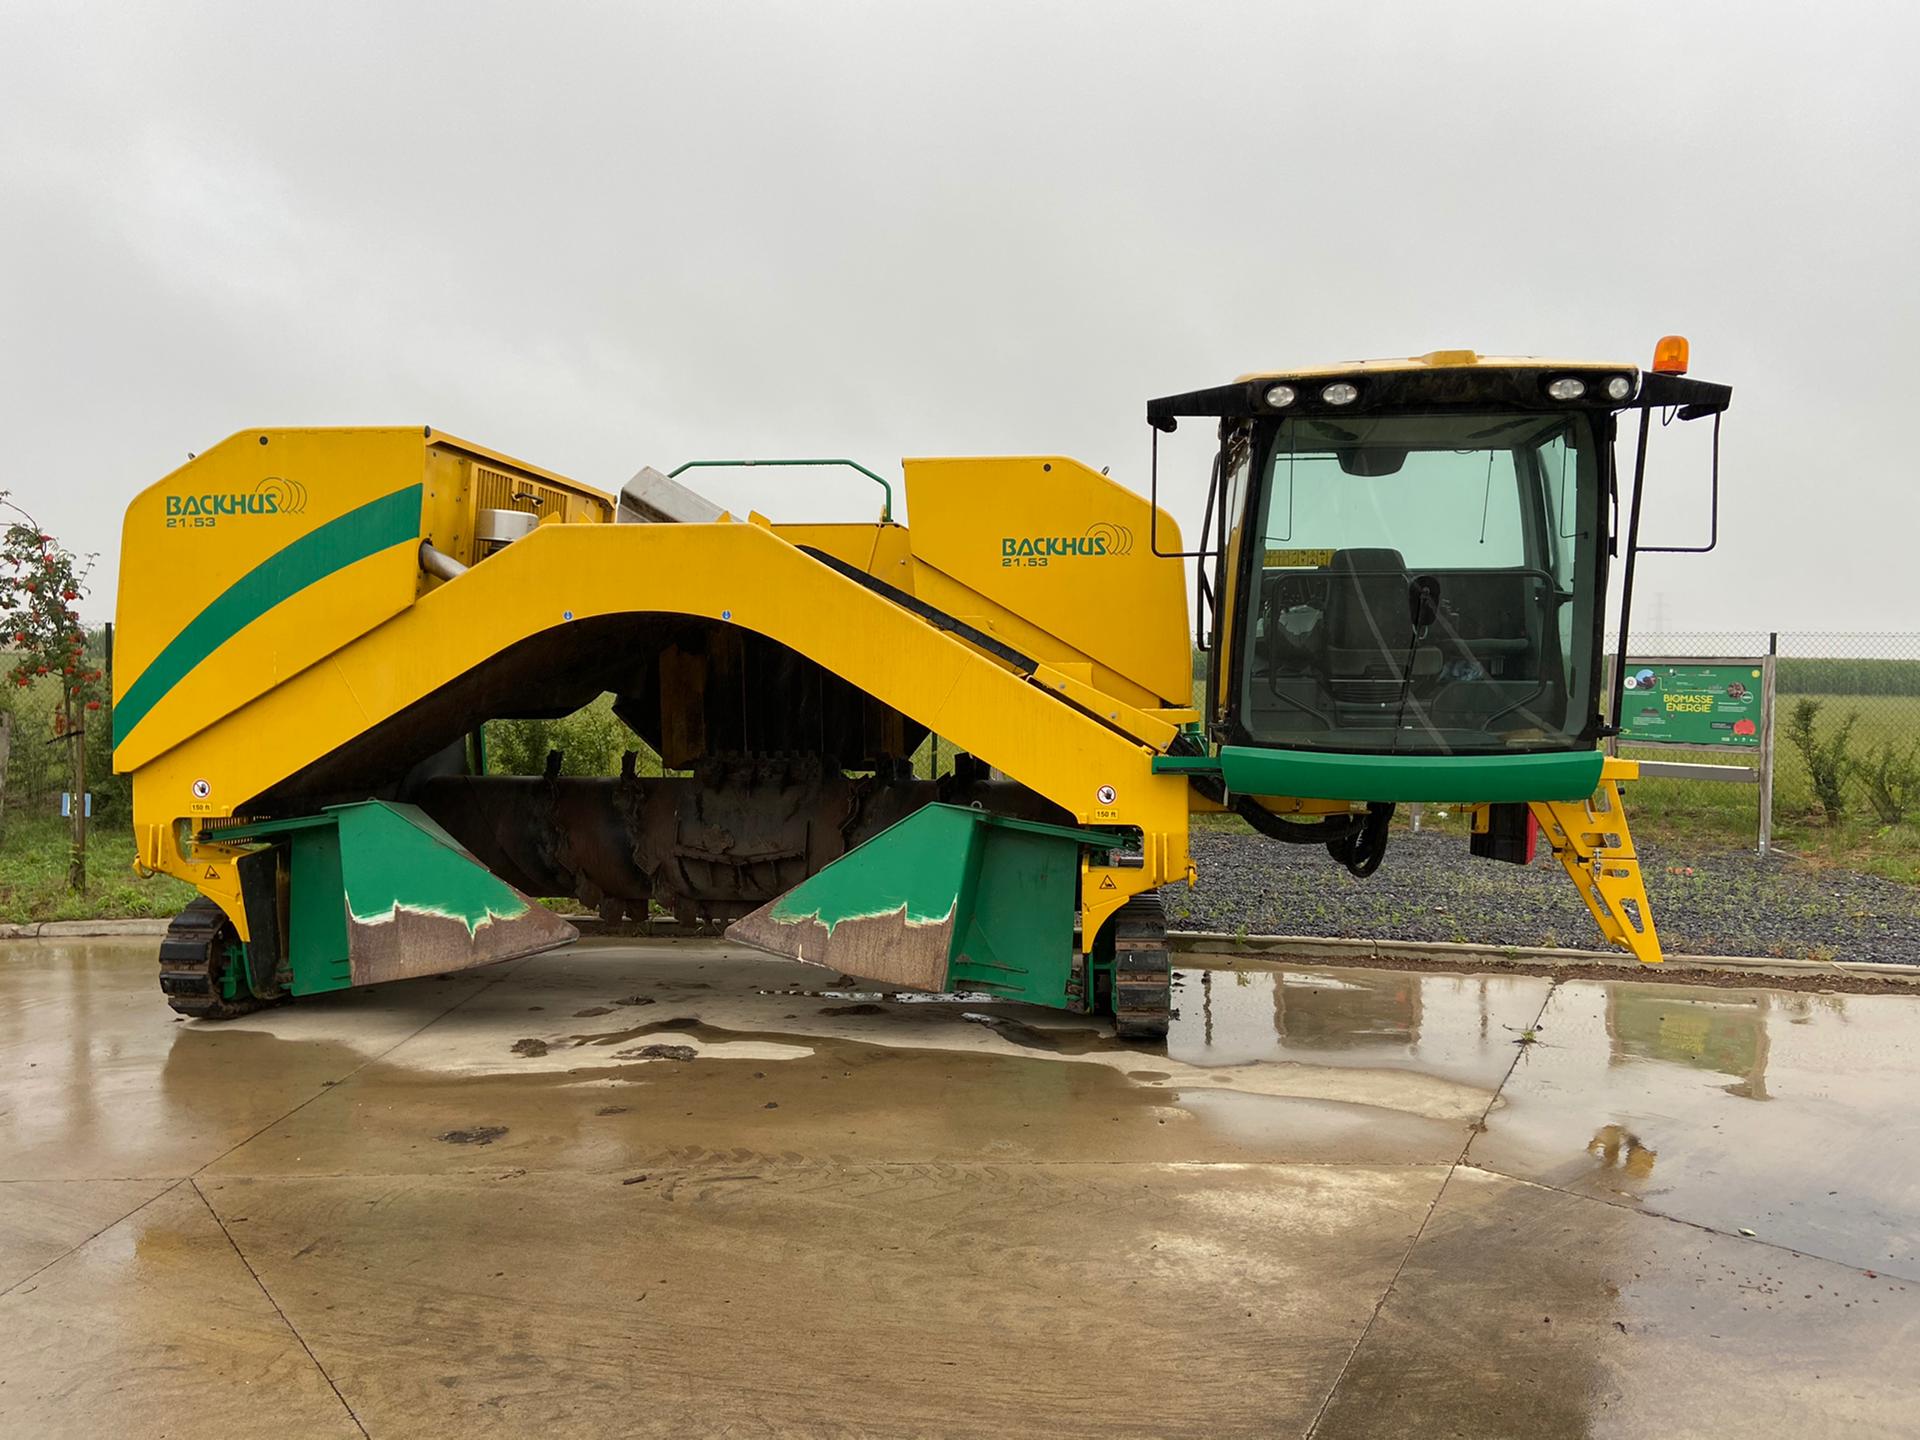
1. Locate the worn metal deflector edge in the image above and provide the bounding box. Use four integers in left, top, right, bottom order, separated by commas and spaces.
726, 802, 1118, 1005
210, 800, 578, 992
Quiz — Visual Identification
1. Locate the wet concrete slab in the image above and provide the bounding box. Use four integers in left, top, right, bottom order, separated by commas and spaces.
1468, 978, 1920, 1278
1315, 1167, 1920, 1440
0, 1181, 362, 1437
0, 1178, 173, 1291
0, 938, 499, 1179
196, 1162, 1439, 1438
3, 936, 1918, 1436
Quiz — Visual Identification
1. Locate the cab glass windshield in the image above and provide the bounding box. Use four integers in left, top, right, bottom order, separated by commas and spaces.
1235, 411, 1600, 753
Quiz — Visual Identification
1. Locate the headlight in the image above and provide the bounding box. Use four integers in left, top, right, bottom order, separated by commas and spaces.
1264, 384, 1297, 408
1320, 382, 1359, 406
1546, 377, 1587, 401
1606, 375, 1634, 401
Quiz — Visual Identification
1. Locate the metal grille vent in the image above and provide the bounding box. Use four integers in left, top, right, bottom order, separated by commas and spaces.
473, 465, 567, 519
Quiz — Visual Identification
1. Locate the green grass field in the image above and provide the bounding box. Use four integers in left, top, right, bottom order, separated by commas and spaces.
1622, 690, 1920, 882
0, 816, 196, 924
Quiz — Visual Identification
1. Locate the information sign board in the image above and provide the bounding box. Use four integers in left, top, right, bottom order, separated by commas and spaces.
1615, 662, 1766, 748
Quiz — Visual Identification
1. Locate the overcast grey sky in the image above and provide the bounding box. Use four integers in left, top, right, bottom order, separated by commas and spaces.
4, 0, 1915, 636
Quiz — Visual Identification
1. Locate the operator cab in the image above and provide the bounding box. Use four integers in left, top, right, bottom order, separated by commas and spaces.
1234, 403, 1598, 754
1148, 349, 1731, 761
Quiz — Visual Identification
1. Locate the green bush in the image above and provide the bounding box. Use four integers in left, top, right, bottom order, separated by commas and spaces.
1785, 698, 1859, 825
1853, 739, 1920, 827
484, 694, 642, 777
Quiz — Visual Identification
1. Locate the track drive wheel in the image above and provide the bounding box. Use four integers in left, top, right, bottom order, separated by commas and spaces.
1109, 892, 1172, 1041
158, 897, 272, 1020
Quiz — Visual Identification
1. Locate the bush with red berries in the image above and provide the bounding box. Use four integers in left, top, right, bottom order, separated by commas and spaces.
1, 497, 103, 734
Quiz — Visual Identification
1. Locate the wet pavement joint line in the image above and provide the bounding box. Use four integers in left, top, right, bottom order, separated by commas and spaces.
1302, 1166, 1461, 1439
207, 1159, 1468, 1185
1303, 976, 1561, 1438
0, 1174, 190, 1185
1456, 975, 1561, 1171
0, 1177, 189, 1301
1461, 1162, 1920, 1287
186, 955, 543, 1179
191, 1178, 371, 1439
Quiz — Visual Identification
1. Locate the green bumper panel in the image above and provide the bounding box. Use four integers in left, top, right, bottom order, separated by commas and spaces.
215, 800, 577, 995
1152, 747, 1606, 804
725, 803, 1118, 1007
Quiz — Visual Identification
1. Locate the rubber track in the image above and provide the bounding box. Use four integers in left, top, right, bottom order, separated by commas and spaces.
157, 897, 270, 1020
1111, 892, 1172, 1040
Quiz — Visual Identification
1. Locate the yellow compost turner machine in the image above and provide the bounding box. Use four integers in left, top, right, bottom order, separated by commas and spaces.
115, 341, 1730, 1038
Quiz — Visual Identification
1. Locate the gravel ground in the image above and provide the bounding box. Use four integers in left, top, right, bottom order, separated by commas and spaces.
1163, 829, 1920, 965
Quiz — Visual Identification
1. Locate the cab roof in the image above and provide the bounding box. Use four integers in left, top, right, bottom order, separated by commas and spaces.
1235, 350, 1638, 384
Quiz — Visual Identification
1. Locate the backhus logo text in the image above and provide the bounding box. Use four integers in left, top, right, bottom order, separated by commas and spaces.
165, 477, 309, 529
1000, 523, 1132, 568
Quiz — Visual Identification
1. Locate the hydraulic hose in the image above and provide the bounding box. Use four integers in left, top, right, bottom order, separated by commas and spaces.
1325, 802, 1395, 878
1234, 796, 1365, 846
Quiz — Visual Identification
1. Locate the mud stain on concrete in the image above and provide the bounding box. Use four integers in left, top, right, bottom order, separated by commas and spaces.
959, 1012, 1121, 1056
435, 1126, 509, 1146
615, 1044, 699, 1062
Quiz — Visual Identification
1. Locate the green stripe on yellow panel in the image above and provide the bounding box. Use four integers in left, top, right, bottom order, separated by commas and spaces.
113, 484, 423, 750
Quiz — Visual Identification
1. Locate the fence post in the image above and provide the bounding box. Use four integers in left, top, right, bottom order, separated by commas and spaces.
1757, 632, 1778, 855
0, 709, 11, 829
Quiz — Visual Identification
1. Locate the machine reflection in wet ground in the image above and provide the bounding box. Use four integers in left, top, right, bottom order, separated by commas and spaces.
1, 937, 1916, 1439
1170, 963, 1539, 1093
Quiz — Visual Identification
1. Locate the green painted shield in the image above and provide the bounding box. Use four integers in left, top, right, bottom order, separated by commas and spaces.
726, 803, 1118, 1007
216, 800, 576, 994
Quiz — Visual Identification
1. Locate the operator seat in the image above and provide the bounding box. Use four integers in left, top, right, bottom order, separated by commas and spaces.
1322, 548, 1413, 706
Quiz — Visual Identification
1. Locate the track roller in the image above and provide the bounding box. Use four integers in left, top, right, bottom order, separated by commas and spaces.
157, 897, 274, 1021
1108, 891, 1173, 1041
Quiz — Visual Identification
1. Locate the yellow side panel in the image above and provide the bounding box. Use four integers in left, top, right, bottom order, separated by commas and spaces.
907, 565, 1163, 711
769, 517, 1164, 709
113, 427, 432, 771
114, 427, 610, 773
419, 444, 476, 566
135, 522, 1193, 875
902, 457, 1191, 706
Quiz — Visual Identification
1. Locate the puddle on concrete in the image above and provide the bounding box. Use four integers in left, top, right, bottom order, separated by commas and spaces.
1169, 965, 1552, 1094
1315, 1164, 1920, 1438
1470, 979, 1920, 1277
0, 939, 380, 1178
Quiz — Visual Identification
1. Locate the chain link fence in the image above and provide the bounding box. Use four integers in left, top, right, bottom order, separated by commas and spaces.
1610, 632, 1920, 861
